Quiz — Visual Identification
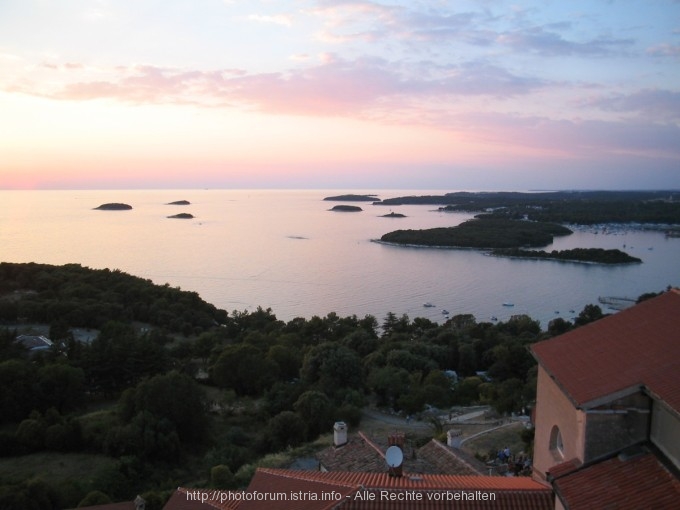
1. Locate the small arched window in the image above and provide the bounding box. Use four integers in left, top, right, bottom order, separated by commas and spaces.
549, 425, 564, 459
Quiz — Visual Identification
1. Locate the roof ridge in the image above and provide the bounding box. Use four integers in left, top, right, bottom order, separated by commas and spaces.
424, 438, 486, 475
357, 430, 386, 459
256, 468, 361, 489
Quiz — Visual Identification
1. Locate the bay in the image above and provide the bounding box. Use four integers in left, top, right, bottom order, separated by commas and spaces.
1, 189, 678, 329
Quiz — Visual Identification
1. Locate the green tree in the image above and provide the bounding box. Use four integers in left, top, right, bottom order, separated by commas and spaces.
267, 344, 302, 381
210, 465, 235, 489
301, 343, 362, 396
77, 491, 111, 507
0, 359, 37, 423
211, 344, 277, 395
367, 366, 410, 408
574, 304, 604, 326
37, 363, 85, 413
267, 411, 306, 451
120, 371, 207, 444
453, 376, 483, 405
294, 391, 333, 439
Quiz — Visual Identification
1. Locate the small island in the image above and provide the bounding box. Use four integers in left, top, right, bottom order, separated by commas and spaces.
380, 218, 571, 248
330, 205, 363, 212
167, 213, 194, 219
381, 212, 406, 218
167, 200, 191, 205
324, 194, 380, 202
491, 247, 641, 264
94, 203, 132, 210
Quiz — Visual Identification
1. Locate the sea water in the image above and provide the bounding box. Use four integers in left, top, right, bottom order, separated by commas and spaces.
1, 189, 678, 329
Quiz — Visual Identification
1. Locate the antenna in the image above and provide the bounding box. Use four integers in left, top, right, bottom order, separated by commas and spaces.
385, 445, 404, 468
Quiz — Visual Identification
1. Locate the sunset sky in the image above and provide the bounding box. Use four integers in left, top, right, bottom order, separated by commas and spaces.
1, 0, 679, 190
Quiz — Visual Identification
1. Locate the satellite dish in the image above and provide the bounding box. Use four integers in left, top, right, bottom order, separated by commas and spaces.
385, 445, 404, 468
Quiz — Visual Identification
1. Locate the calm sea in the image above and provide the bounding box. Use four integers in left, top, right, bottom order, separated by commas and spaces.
1, 189, 678, 329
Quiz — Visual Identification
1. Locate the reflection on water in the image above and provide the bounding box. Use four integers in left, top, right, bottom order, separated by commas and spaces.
1, 189, 678, 329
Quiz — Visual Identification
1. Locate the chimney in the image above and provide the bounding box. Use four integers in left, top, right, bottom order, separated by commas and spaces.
388, 432, 405, 449
134, 495, 145, 510
333, 421, 348, 447
387, 433, 405, 477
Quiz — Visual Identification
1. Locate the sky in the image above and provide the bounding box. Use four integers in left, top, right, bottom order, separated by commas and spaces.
0, 0, 679, 190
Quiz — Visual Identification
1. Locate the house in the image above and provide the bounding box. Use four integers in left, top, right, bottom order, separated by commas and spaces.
167, 469, 552, 510
317, 429, 484, 476
76, 495, 146, 510
16, 334, 53, 352
531, 289, 680, 509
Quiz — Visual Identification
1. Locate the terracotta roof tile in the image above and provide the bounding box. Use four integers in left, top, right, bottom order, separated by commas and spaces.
250, 468, 549, 509
545, 458, 581, 479
317, 433, 386, 472
164, 488, 225, 510
531, 290, 680, 410
172, 469, 552, 510
553, 451, 680, 509
76, 503, 136, 510
416, 439, 486, 475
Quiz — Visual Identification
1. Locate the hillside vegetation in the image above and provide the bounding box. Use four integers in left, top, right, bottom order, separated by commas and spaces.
0, 262, 626, 509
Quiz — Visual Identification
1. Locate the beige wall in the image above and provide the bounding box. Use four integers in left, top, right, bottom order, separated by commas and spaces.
651, 401, 680, 470
533, 365, 586, 482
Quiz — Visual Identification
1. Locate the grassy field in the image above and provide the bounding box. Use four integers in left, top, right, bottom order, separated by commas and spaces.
0, 452, 117, 485
461, 422, 528, 461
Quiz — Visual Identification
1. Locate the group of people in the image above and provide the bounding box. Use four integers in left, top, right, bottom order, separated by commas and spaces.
497, 447, 532, 476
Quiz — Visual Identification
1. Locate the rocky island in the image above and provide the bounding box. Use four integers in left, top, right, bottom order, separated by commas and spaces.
381, 212, 406, 218
167, 200, 191, 205
330, 205, 363, 212
490, 247, 642, 264
167, 213, 194, 219
324, 194, 380, 202
94, 203, 132, 210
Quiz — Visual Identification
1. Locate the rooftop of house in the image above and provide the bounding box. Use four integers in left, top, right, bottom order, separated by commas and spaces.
167, 468, 553, 510
551, 447, 680, 510
317, 432, 386, 473
531, 289, 680, 411
75, 495, 145, 510
76, 504, 137, 510
16, 334, 53, 350
316, 431, 486, 476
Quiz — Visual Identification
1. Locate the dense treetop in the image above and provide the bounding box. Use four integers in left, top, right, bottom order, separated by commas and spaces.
380, 217, 572, 248
377, 191, 680, 225
0, 262, 227, 334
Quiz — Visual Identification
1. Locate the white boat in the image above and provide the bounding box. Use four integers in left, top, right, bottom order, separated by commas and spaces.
423, 302, 435, 307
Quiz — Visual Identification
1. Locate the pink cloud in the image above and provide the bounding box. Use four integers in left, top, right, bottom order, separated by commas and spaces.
646, 43, 680, 57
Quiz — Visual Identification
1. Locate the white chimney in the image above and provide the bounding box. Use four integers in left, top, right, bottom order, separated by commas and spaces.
333, 421, 348, 447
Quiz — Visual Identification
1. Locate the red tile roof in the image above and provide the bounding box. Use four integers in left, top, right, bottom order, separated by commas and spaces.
416, 439, 486, 475
552, 451, 680, 509
531, 289, 680, 410
76, 503, 136, 510
545, 458, 581, 480
317, 432, 386, 472
193, 468, 553, 510
163, 488, 224, 510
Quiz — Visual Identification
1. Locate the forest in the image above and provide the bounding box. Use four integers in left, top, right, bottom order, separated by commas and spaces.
377, 190, 680, 225
0, 262, 630, 509
490, 247, 642, 264
380, 217, 572, 248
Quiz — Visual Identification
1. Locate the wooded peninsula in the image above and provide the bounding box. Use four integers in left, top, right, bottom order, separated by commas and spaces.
376, 191, 680, 263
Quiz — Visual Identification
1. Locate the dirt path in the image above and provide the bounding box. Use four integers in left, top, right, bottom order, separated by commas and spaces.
361, 408, 432, 434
